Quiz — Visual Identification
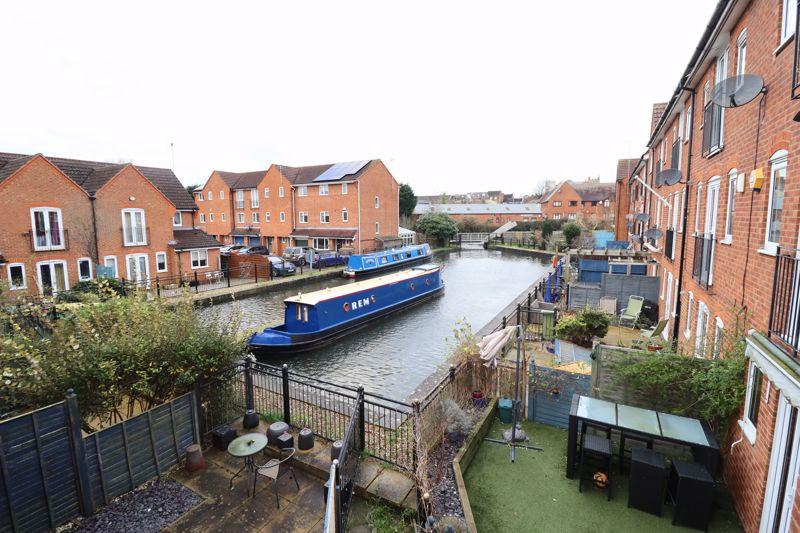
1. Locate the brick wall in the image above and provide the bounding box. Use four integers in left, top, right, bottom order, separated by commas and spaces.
356, 160, 399, 252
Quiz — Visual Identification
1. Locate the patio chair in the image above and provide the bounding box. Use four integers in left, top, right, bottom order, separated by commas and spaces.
618, 296, 644, 328
639, 319, 669, 344
255, 447, 300, 508
578, 422, 613, 500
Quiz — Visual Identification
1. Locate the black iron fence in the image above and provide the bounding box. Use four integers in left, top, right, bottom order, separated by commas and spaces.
665, 228, 675, 261
692, 234, 714, 288
768, 250, 800, 360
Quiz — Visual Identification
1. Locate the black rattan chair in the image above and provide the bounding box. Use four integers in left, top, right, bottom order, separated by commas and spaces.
255, 448, 300, 508
619, 430, 654, 473
578, 422, 613, 500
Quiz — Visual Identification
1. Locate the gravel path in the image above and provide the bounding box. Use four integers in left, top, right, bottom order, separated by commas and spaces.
64, 479, 201, 533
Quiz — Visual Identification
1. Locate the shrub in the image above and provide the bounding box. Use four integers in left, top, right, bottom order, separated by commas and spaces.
441, 399, 470, 439
562, 222, 581, 246
555, 307, 610, 347
415, 212, 459, 246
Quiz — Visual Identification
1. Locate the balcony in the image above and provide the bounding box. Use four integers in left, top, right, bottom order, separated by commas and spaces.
692, 234, 714, 288
26, 229, 69, 252
664, 228, 675, 261
768, 251, 800, 359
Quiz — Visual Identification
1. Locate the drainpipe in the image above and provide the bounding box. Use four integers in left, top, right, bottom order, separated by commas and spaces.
89, 196, 100, 265
672, 86, 697, 344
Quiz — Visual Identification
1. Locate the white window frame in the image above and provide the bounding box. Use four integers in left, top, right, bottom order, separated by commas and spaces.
374, 196, 379, 208
197, 192, 204, 201
763, 150, 788, 255
190, 249, 209, 269
694, 182, 703, 235
264, 187, 270, 198
77, 257, 93, 281
30, 207, 65, 251
200, 213, 206, 223
695, 300, 710, 358
265, 212, 271, 222
320, 211, 330, 224
685, 292, 694, 338
6, 263, 26, 290
252, 212, 259, 223
250, 189, 259, 208
36, 259, 69, 295
679, 187, 686, 232
739, 361, 763, 444
221, 213, 226, 222
103, 256, 118, 278
782, 0, 797, 44
342, 208, 349, 222
121, 208, 147, 246
713, 317, 724, 360
280, 212, 286, 222
299, 212, 309, 223
279, 187, 285, 197
208, 191, 213, 201
298, 186, 308, 197
375, 222, 380, 234
156, 251, 168, 273
319, 184, 329, 196
736, 29, 747, 76
714, 50, 728, 149
672, 277, 679, 318
722, 170, 736, 244
220, 190, 224, 199
173, 211, 183, 227
237, 212, 245, 223
209, 213, 214, 222
684, 106, 692, 143
341, 183, 348, 195
664, 272, 674, 320
553, 201, 562, 207
236, 190, 244, 209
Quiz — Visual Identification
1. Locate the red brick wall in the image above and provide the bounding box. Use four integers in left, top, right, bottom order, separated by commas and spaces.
196, 172, 234, 239
541, 181, 614, 222
356, 161, 399, 253
261, 166, 294, 254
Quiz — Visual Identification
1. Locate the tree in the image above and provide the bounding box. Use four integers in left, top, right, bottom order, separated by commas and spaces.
185, 184, 201, 195
563, 222, 581, 246
415, 212, 459, 246
399, 183, 417, 218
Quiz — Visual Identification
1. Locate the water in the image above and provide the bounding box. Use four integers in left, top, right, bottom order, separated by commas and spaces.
200, 248, 549, 400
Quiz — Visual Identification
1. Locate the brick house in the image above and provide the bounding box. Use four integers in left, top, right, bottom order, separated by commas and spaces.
0, 152, 220, 296
613, 159, 639, 240
411, 203, 542, 228
539, 179, 615, 223
195, 160, 399, 254
617, 0, 800, 529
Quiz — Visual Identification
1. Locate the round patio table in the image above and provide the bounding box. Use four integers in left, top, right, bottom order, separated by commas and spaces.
227, 433, 268, 497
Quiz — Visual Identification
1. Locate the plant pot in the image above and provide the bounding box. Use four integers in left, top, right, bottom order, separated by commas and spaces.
243, 409, 260, 429
646, 344, 664, 352
471, 390, 487, 408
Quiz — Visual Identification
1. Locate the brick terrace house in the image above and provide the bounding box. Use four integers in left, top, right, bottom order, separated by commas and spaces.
411, 203, 542, 228
196, 160, 399, 254
613, 159, 639, 240
615, 0, 800, 530
0, 152, 220, 296
539, 178, 616, 223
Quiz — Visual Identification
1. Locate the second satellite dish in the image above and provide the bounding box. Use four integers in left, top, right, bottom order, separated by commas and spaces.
631, 235, 642, 244
711, 74, 765, 108
657, 168, 682, 186
645, 228, 663, 240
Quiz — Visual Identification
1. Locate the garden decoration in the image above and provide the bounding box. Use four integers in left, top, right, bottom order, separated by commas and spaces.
593, 471, 609, 489
483, 324, 543, 461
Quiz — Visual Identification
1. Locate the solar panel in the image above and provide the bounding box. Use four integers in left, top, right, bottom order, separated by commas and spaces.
313, 160, 370, 182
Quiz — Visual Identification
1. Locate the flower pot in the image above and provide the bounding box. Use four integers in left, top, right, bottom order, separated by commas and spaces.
243, 409, 260, 429
471, 390, 487, 408
646, 344, 664, 352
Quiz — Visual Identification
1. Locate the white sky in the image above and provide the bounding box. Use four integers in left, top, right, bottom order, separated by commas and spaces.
1, 1, 717, 196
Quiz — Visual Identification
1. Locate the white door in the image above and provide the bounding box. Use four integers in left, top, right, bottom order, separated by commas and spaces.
126, 254, 149, 285
761, 394, 800, 533
664, 272, 673, 321
705, 179, 720, 285
36, 261, 69, 295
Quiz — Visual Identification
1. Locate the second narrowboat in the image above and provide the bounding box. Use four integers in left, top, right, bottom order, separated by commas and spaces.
343, 243, 432, 278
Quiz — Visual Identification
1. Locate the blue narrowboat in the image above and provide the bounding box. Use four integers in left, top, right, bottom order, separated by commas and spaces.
343, 243, 432, 278
248, 264, 444, 356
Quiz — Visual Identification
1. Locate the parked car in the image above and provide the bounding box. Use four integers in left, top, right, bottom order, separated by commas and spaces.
267, 256, 296, 277
220, 244, 246, 256
246, 246, 270, 256
231, 246, 251, 255
311, 250, 348, 268
282, 246, 315, 265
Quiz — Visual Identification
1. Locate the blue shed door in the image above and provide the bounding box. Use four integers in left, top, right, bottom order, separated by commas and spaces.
234, 235, 245, 245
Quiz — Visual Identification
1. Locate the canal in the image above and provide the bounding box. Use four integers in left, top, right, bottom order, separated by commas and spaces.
201, 248, 549, 399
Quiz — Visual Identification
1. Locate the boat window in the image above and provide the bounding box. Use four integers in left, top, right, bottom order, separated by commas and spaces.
406, 251, 412, 258
296, 304, 302, 321
302, 306, 309, 322
381, 257, 388, 264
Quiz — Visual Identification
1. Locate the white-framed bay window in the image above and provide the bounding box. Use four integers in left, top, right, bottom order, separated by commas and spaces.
191, 249, 209, 269
122, 208, 147, 246
763, 150, 788, 255
156, 251, 168, 273
6, 263, 26, 290
77, 258, 93, 281
739, 361, 764, 444
30, 207, 65, 250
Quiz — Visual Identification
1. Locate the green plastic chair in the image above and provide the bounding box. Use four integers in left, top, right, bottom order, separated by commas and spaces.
619, 296, 644, 328
641, 318, 669, 343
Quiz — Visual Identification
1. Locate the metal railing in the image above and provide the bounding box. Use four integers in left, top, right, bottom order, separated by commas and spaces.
702, 103, 723, 156
768, 250, 800, 360
323, 387, 363, 533
26, 228, 70, 252
664, 228, 675, 261
692, 234, 714, 288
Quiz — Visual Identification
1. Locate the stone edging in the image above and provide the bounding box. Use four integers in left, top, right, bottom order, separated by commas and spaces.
452, 398, 499, 533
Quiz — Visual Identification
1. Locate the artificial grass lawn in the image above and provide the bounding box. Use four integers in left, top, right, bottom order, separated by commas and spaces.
463, 419, 743, 533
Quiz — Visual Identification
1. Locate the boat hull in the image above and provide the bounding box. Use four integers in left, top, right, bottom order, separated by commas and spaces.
248, 284, 444, 356
343, 244, 432, 278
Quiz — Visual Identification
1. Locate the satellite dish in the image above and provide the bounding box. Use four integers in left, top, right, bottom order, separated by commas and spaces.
631, 235, 642, 244
645, 228, 663, 240
635, 213, 650, 222
711, 74, 765, 108
657, 168, 682, 186
625, 214, 636, 220
626, 221, 635, 229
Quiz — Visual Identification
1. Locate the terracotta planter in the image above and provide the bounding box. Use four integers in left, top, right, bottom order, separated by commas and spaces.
646, 344, 664, 352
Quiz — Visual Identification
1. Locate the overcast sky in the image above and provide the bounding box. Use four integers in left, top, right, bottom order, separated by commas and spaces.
2, 1, 717, 196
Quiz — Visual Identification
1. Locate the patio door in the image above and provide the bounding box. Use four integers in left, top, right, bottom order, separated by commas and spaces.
126, 254, 149, 285
761, 394, 800, 533
37, 260, 68, 295
705, 179, 720, 285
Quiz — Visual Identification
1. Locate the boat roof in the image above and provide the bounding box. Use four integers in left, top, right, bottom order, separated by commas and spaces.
354, 243, 427, 260
286, 265, 439, 305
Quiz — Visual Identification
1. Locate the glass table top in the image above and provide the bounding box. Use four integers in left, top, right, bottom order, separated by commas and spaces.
228, 433, 269, 457
617, 404, 661, 435
657, 412, 709, 447
576, 396, 617, 426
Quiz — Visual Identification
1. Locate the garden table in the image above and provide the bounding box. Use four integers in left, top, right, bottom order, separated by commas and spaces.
566, 394, 719, 479
228, 432, 269, 497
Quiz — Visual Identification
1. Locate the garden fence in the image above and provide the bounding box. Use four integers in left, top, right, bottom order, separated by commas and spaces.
0, 391, 198, 533
528, 363, 590, 428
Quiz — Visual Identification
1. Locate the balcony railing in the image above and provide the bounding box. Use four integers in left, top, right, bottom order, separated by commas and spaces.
665, 229, 675, 261
702, 103, 723, 156
692, 234, 714, 288
26, 229, 69, 252
768, 250, 800, 359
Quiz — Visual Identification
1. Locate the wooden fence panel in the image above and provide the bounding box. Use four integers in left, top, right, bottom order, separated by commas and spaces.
528, 365, 590, 428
